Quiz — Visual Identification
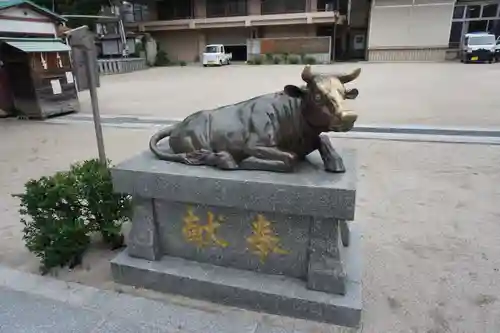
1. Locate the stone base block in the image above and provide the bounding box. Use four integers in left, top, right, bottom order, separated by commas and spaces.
111, 224, 362, 328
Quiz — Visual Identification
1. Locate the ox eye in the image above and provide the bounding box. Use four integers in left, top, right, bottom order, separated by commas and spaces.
314, 94, 321, 102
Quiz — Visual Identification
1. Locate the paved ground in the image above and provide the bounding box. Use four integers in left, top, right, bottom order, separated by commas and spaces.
77, 63, 500, 127
1, 119, 500, 332
2, 62, 500, 332
1, 265, 351, 333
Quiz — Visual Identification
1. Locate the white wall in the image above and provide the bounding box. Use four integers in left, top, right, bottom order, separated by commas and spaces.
0, 7, 57, 36
368, 0, 455, 49
263, 25, 315, 38
206, 28, 249, 45
2, 6, 48, 19
0, 20, 57, 35
154, 30, 200, 62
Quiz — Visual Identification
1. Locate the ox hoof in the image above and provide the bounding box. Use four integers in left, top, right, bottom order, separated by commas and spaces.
284, 152, 298, 165
214, 152, 238, 170
324, 158, 346, 173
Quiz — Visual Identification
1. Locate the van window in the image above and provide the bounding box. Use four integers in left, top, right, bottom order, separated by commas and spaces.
468, 36, 495, 46
205, 46, 219, 53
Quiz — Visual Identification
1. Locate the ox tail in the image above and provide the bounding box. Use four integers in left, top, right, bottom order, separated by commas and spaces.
149, 124, 187, 163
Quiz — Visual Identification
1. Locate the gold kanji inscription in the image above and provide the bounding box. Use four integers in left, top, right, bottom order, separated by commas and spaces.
246, 214, 288, 263
182, 206, 229, 248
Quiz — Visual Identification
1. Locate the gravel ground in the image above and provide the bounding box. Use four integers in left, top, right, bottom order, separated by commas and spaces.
77, 63, 500, 127
1, 120, 499, 332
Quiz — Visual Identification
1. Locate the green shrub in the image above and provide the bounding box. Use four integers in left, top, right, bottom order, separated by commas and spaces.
273, 56, 281, 64
253, 56, 263, 65
288, 56, 300, 64
155, 50, 170, 66
179, 61, 187, 67
264, 53, 274, 63
15, 172, 89, 274
282, 53, 289, 63
69, 160, 131, 248
246, 59, 255, 65
14, 159, 131, 274
304, 56, 317, 65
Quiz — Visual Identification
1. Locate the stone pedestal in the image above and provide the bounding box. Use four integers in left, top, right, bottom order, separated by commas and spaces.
110, 146, 362, 327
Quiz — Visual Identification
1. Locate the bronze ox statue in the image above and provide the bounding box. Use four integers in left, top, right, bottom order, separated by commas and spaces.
149, 65, 361, 173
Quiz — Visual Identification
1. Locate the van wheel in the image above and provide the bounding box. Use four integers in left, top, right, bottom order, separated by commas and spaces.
203, 64, 207, 67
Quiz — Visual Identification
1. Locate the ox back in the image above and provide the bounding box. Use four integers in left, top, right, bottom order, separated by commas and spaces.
168, 91, 318, 162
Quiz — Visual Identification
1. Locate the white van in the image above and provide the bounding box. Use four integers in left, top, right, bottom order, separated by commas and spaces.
461, 32, 496, 63
202, 44, 232, 67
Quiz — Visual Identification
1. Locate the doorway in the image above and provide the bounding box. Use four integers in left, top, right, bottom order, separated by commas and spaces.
224, 44, 247, 61
0, 65, 13, 114
316, 25, 336, 61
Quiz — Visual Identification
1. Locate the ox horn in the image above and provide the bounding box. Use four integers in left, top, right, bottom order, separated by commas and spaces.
336, 68, 362, 84
301, 65, 313, 82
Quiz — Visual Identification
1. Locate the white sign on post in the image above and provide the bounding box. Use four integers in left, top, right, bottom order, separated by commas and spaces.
50, 79, 62, 95
65, 71, 74, 84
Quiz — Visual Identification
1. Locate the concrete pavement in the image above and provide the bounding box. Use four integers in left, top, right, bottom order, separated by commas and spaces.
76, 63, 500, 127
0, 265, 353, 333
2, 121, 500, 332
43, 113, 500, 145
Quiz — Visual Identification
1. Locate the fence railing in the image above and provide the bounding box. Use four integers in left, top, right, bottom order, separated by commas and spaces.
97, 58, 147, 75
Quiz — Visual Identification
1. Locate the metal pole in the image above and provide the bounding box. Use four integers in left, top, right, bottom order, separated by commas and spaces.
332, 24, 337, 62
347, 0, 351, 25
83, 49, 107, 165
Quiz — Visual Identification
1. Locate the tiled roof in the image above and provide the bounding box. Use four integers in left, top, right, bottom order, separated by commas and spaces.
0, 0, 66, 22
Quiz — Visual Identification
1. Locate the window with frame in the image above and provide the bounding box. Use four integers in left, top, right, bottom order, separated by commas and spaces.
466, 5, 481, 18
157, 0, 192, 20
448, 21, 463, 48
261, 0, 306, 15
491, 19, 500, 36
482, 4, 498, 18
453, 5, 464, 19
206, 0, 247, 17
468, 20, 488, 33
133, 4, 149, 22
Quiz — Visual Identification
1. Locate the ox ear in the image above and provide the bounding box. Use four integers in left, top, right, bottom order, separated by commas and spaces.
284, 85, 305, 98
345, 88, 359, 100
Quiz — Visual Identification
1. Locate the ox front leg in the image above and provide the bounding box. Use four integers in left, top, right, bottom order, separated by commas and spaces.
318, 134, 346, 173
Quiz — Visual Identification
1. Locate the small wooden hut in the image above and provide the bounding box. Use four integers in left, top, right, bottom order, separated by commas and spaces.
0, 0, 79, 119
0, 38, 79, 118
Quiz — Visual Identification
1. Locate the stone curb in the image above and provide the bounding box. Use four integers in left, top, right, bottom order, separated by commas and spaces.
0, 265, 357, 333
0, 265, 259, 333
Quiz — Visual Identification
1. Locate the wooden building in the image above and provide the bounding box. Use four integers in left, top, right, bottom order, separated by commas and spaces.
0, 0, 79, 119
